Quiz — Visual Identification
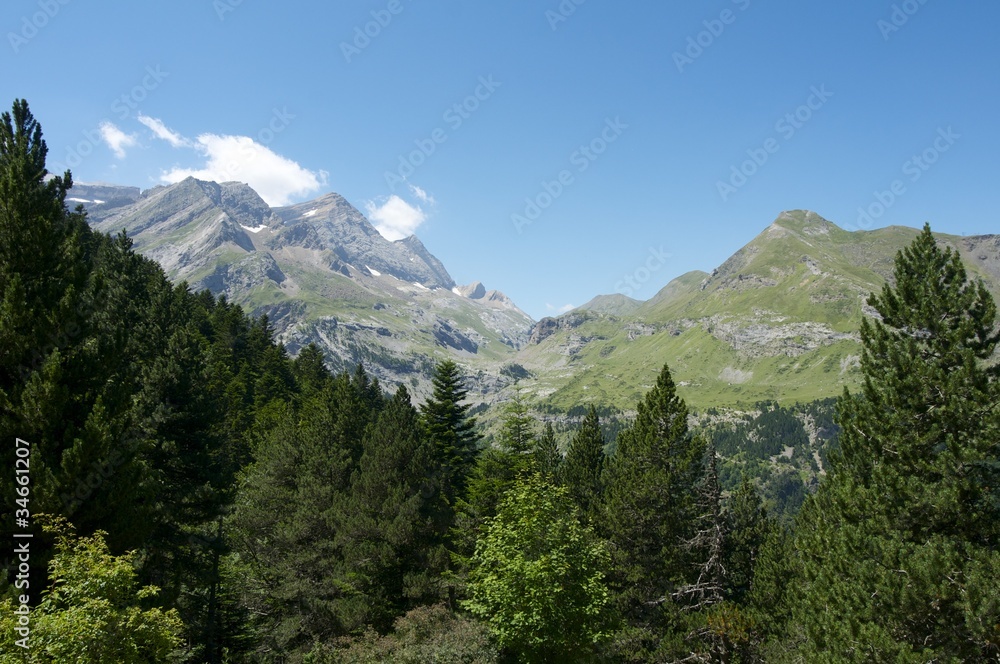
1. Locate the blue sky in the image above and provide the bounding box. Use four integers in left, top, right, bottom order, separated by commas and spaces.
2, 1, 998, 320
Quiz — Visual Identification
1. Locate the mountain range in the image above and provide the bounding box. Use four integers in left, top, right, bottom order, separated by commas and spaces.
525, 211, 1000, 410
69, 181, 1000, 412
75, 178, 532, 401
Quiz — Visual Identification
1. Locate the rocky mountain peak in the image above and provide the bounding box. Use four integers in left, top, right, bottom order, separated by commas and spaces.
214, 180, 276, 228
396, 235, 455, 289
456, 281, 487, 299
273, 192, 455, 289
770, 210, 842, 237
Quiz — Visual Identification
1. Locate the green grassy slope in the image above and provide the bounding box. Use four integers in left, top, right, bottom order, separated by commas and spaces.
516, 211, 1000, 411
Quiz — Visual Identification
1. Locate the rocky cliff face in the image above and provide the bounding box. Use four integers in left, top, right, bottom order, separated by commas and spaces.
528, 312, 592, 345
272, 193, 456, 290
75, 178, 533, 401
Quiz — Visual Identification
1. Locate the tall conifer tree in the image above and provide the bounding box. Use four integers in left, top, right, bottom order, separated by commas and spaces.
421, 360, 480, 509
534, 422, 562, 480
599, 364, 708, 657
339, 385, 440, 630
561, 405, 606, 521
792, 225, 1000, 659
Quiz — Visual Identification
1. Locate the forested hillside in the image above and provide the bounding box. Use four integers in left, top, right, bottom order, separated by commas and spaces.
2, 100, 999, 662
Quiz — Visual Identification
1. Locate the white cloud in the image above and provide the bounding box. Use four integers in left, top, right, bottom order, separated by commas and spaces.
546, 303, 575, 314
99, 121, 137, 159
138, 115, 190, 148
408, 184, 435, 204
366, 195, 426, 241
159, 134, 326, 207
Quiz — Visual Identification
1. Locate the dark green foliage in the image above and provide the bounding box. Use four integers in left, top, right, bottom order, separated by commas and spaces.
533, 422, 562, 480
451, 451, 522, 568
598, 364, 710, 657
339, 384, 443, 628
799, 396, 839, 440
0, 100, 87, 385
228, 399, 351, 658
791, 225, 1000, 660
710, 400, 808, 459
724, 479, 772, 606
1, 100, 89, 592
451, 392, 537, 574
228, 368, 374, 659
499, 362, 531, 381
420, 360, 480, 539
418, 361, 482, 610
421, 361, 480, 491
746, 525, 795, 653
495, 388, 534, 455
762, 469, 806, 520
0, 100, 262, 660
292, 342, 334, 397
560, 405, 606, 521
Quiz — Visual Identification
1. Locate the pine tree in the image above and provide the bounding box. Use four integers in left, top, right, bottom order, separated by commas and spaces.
561, 405, 606, 521
676, 449, 725, 611
534, 421, 562, 480
0, 99, 86, 383
0, 101, 147, 607
496, 387, 534, 455
792, 225, 1000, 660
291, 342, 332, 398
0, 99, 84, 498
747, 525, 795, 655
331, 363, 385, 463
130, 315, 230, 629
598, 363, 708, 657
337, 385, 441, 630
418, 361, 481, 608
228, 389, 357, 658
420, 360, 480, 520
723, 478, 771, 607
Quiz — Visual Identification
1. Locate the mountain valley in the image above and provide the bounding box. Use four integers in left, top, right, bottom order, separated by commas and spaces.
72, 183, 1000, 419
